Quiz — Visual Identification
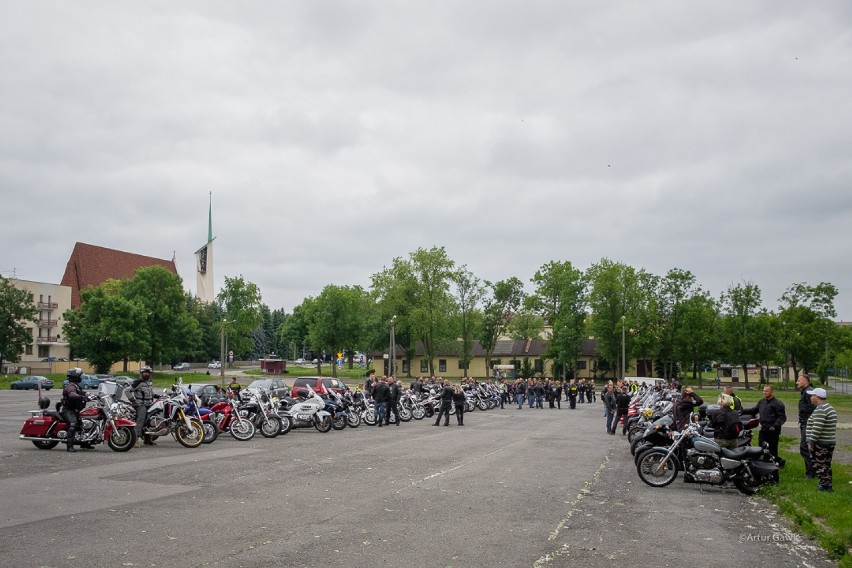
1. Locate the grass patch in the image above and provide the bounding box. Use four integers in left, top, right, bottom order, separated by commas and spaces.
762, 444, 851, 563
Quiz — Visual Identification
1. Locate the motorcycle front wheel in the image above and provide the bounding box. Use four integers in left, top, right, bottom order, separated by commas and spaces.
636, 449, 678, 488
107, 426, 136, 452
398, 406, 412, 422
260, 416, 283, 438
363, 409, 377, 426
331, 414, 347, 431
230, 418, 256, 441
174, 420, 205, 448
412, 406, 425, 420
347, 412, 361, 428
278, 415, 293, 435
32, 440, 60, 450
314, 415, 332, 433
477, 400, 488, 411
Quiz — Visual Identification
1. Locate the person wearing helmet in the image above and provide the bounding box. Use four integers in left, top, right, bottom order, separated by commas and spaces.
61, 368, 87, 453
132, 366, 155, 447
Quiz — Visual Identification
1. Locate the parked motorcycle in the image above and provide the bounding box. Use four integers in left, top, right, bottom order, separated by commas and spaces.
208, 395, 257, 441
19, 382, 137, 452
240, 388, 284, 438
277, 386, 332, 432
143, 388, 205, 448
635, 422, 779, 495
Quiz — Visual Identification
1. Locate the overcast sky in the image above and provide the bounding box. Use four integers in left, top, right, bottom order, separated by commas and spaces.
2, 2, 851, 320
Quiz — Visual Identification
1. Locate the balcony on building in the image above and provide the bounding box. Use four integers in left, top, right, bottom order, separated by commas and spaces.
37, 319, 58, 328
36, 336, 60, 344
38, 302, 59, 310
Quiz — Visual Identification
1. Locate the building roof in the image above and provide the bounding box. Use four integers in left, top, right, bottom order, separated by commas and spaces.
60, 242, 178, 307
373, 338, 599, 359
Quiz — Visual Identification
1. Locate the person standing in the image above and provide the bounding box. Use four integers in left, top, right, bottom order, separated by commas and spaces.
602, 384, 617, 434
386, 377, 401, 426
515, 379, 526, 409
61, 368, 87, 453
372, 376, 390, 428
744, 385, 787, 463
434, 380, 454, 426
587, 380, 596, 403
805, 387, 837, 492
796, 374, 817, 479
723, 385, 743, 412
553, 381, 562, 409
674, 387, 704, 430
710, 394, 741, 449
577, 379, 586, 404
132, 366, 156, 447
453, 384, 466, 426
567, 380, 578, 409
614, 387, 632, 435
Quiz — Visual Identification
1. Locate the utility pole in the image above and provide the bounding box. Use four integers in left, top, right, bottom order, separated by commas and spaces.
621, 315, 626, 381
389, 315, 396, 377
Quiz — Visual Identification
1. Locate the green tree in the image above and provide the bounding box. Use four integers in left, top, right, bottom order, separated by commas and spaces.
478, 277, 524, 376
507, 310, 544, 341
308, 285, 371, 378
673, 292, 721, 385
217, 275, 263, 361
124, 266, 200, 365
720, 281, 763, 390
0, 276, 38, 371
778, 282, 838, 381
452, 266, 485, 376
525, 261, 586, 380
586, 259, 643, 379
63, 281, 149, 373
277, 298, 316, 362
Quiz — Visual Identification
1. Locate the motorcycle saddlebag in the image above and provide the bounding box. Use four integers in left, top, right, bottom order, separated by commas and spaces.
20, 414, 57, 436
749, 460, 779, 481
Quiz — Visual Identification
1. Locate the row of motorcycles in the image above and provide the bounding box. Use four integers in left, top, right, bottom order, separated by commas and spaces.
19, 379, 507, 451
619, 387, 780, 495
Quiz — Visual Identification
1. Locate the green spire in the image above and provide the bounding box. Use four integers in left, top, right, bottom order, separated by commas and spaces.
208, 192, 213, 243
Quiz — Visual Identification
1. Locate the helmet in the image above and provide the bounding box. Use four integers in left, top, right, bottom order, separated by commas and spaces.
140, 366, 152, 374
66, 367, 83, 382
641, 408, 654, 419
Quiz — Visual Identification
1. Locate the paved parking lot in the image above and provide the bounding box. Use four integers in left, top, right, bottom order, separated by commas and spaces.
0, 390, 835, 567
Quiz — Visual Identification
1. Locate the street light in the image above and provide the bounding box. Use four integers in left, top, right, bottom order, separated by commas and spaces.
621, 315, 626, 381
220, 319, 229, 384
389, 315, 396, 377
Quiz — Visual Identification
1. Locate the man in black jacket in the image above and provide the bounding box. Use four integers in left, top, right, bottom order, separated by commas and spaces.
744, 385, 787, 462
433, 380, 454, 426
796, 374, 816, 477
386, 377, 401, 426
602, 384, 617, 434
674, 388, 704, 430
372, 377, 390, 428
614, 387, 632, 435
61, 368, 87, 453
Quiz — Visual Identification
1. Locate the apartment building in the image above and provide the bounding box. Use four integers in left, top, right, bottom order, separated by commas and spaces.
10, 278, 72, 363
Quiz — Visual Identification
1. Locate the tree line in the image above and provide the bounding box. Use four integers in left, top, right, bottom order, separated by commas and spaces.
1, 248, 850, 385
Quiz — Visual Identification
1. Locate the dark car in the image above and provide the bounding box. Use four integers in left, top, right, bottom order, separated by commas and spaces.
173, 363, 191, 371
188, 383, 228, 407
246, 378, 289, 399
62, 373, 101, 390
11, 376, 54, 390
290, 376, 348, 397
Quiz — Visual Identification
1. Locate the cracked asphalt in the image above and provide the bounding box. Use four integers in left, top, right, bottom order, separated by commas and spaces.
0, 390, 836, 567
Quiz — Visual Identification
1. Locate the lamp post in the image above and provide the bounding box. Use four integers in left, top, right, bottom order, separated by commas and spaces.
621, 315, 626, 381
220, 319, 228, 384
389, 315, 396, 377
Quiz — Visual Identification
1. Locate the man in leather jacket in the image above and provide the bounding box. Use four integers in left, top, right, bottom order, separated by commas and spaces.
61, 368, 87, 453
433, 380, 454, 426
796, 374, 817, 478
372, 376, 390, 428
132, 366, 156, 447
744, 385, 787, 462
386, 377, 401, 426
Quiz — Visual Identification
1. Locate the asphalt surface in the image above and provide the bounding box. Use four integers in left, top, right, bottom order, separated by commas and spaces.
0, 390, 836, 568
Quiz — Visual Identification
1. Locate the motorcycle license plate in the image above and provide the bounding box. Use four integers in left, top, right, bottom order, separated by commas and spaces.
297, 414, 312, 421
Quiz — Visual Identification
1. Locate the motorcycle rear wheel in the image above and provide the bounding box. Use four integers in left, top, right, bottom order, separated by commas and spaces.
733, 476, 761, 495
175, 420, 205, 448
32, 440, 60, 450
230, 418, 256, 441
278, 415, 293, 435
636, 449, 679, 487
315, 415, 332, 433
260, 416, 283, 438
107, 426, 136, 452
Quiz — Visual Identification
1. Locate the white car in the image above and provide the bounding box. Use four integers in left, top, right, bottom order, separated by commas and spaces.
208, 361, 221, 369
294, 358, 307, 365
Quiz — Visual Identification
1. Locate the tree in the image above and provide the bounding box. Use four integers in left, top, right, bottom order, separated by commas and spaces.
0, 276, 38, 372
124, 266, 200, 365
478, 277, 524, 376
673, 292, 721, 385
778, 282, 839, 381
63, 281, 149, 373
452, 266, 485, 376
720, 281, 763, 390
217, 276, 263, 361
525, 261, 586, 380
654, 269, 700, 380
586, 259, 643, 379
308, 285, 370, 378
507, 310, 544, 341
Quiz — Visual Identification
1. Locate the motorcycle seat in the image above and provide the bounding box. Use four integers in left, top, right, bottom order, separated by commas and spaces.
44, 411, 64, 421
720, 446, 764, 460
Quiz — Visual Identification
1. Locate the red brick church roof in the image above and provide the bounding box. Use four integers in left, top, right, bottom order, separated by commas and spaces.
60, 242, 178, 307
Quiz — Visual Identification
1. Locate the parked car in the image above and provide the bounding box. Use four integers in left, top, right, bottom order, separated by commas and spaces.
294, 358, 307, 365
173, 362, 191, 371
290, 376, 348, 397
188, 383, 228, 406
11, 376, 54, 390
246, 378, 289, 399
208, 361, 221, 369
63, 373, 101, 389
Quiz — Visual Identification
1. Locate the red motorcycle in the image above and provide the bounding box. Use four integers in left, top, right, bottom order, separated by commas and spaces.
19, 386, 137, 452
208, 395, 256, 441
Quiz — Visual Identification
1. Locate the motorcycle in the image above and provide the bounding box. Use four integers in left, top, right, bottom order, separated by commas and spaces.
19, 382, 137, 452
143, 388, 206, 448
635, 422, 779, 495
184, 391, 219, 444
208, 395, 256, 441
277, 386, 332, 432
240, 388, 285, 438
